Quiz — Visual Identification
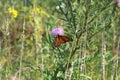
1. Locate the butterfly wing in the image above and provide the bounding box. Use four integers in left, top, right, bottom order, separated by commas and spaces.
53, 35, 73, 48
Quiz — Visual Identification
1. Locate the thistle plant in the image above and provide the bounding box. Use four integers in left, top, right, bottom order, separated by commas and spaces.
45, 0, 120, 80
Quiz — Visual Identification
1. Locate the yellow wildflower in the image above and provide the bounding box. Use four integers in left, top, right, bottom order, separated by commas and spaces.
31, 6, 49, 18
35, 7, 40, 13
8, 8, 18, 18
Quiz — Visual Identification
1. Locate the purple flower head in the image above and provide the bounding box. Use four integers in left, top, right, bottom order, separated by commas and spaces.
114, 0, 120, 3
52, 27, 64, 37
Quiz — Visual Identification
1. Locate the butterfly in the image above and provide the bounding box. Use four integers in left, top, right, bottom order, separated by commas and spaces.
53, 35, 73, 48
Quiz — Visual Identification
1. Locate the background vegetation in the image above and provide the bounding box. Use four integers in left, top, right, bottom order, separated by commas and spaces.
0, 0, 120, 80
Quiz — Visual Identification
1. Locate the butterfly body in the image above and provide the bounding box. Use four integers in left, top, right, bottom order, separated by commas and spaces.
53, 35, 73, 48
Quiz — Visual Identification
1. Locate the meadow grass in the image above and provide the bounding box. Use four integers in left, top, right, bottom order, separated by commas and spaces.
0, 0, 120, 80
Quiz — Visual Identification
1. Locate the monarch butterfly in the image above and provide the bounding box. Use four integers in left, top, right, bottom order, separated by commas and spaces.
53, 35, 73, 48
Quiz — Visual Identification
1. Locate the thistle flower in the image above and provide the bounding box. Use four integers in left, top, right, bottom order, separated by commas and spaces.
114, 0, 120, 3
52, 27, 64, 37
